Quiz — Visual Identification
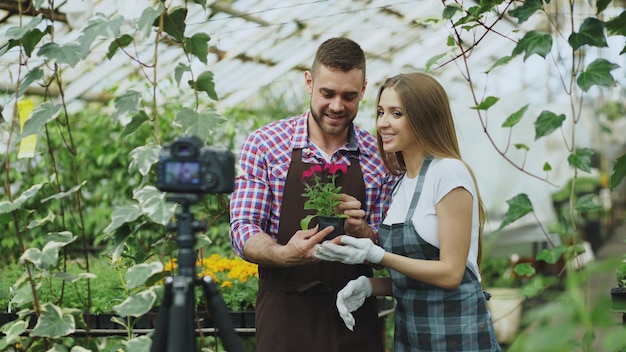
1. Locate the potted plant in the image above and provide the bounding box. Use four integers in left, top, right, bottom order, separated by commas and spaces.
300, 163, 349, 240
481, 255, 527, 345
610, 261, 626, 312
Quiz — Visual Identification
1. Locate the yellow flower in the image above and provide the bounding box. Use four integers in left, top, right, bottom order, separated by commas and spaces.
163, 253, 258, 310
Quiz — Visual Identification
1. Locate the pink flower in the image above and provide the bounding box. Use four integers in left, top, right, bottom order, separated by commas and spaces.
302, 164, 323, 179
324, 163, 348, 175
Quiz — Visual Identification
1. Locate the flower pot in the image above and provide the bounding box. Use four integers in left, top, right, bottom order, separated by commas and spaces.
317, 215, 345, 241
611, 287, 626, 311
487, 287, 524, 344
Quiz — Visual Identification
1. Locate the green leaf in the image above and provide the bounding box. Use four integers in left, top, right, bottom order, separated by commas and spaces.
126, 262, 164, 289
184, 32, 211, 64
37, 42, 83, 67
567, 148, 595, 173
300, 214, 316, 230
22, 27, 47, 57
534, 110, 565, 140
497, 193, 533, 231
193, 0, 207, 8
0, 320, 28, 347
41, 180, 87, 202
536, 246, 567, 265
80, 14, 123, 53
0, 38, 21, 57
109, 226, 133, 263
126, 336, 153, 352
189, 70, 219, 100
20, 247, 43, 268
174, 107, 226, 138
134, 186, 176, 225
514, 144, 529, 151
5, 16, 43, 40
606, 11, 626, 36
442, 4, 463, 20
18, 103, 62, 141
160, 7, 187, 43
597, 0, 611, 14
568, 17, 607, 51
174, 63, 191, 85
575, 194, 602, 213
129, 144, 160, 176
513, 262, 535, 277
112, 90, 141, 123
30, 303, 75, 337
486, 55, 513, 73
11, 284, 35, 306
610, 153, 626, 191
103, 205, 142, 234
512, 31, 553, 60
508, 0, 543, 23
18, 67, 43, 97
576, 58, 620, 92
27, 210, 55, 229
0, 184, 44, 214
114, 288, 158, 317
54, 272, 97, 284
425, 52, 448, 72
107, 34, 134, 59
38, 233, 77, 270
139, 5, 163, 39
543, 162, 552, 172
471, 96, 499, 110
502, 104, 529, 128
120, 110, 150, 139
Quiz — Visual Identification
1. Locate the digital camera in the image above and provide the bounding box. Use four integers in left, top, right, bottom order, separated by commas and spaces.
156, 135, 235, 194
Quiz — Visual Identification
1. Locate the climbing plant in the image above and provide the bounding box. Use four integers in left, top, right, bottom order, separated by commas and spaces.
434, 1, 626, 351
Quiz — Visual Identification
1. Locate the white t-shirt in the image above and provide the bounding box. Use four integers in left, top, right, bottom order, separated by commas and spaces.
382, 157, 481, 281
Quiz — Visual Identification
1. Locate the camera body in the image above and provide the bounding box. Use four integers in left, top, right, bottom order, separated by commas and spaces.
157, 135, 235, 194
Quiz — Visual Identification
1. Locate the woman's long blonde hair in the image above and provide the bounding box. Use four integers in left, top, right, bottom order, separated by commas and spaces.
376, 72, 486, 265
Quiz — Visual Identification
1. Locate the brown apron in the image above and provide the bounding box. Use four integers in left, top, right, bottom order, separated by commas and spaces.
255, 149, 383, 352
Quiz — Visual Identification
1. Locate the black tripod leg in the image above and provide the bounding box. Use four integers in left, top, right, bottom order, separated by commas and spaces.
150, 277, 173, 352
199, 276, 245, 352
149, 276, 197, 352
166, 276, 197, 352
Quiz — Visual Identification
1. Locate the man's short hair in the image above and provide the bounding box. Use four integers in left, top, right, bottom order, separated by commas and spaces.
311, 37, 366, 78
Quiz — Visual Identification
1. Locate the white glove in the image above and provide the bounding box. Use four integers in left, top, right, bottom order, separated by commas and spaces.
313, 236, 385, 264
336, 276, 373, 331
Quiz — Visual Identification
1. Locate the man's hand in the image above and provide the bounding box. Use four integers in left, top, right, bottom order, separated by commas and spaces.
243, 226, 334, 266
336, 194, 373, 238
279, 225, 334, 265
336, 276, 373, 331
313, 236, 385, 264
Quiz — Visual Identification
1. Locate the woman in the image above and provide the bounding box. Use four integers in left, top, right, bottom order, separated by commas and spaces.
314, 72, 501, 351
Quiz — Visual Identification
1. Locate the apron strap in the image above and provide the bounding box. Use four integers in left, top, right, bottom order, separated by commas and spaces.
404, 156, 433, 223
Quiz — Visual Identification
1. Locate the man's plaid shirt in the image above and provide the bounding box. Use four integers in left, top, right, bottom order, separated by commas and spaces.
229, 112, 397, 259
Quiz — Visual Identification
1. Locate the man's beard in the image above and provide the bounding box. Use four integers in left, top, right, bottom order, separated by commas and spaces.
310, 106, 354, 135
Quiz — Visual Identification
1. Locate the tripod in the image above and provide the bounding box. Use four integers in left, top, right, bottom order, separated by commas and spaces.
150, 194, 244, 352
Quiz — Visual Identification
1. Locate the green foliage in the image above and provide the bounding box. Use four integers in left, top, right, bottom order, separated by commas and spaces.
441, 1, 625, 350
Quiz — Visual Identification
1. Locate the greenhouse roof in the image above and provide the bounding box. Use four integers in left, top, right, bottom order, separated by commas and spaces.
0, 0, 514, 111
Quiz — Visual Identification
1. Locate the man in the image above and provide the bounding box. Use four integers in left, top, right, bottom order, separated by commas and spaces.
229, 37, 396, 352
